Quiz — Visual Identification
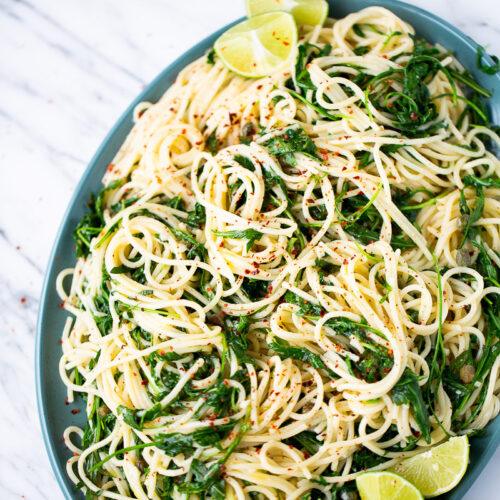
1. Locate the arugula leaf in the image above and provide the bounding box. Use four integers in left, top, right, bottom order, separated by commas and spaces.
240, 277, 269, 300
155, 421, 237, 456
269, 337, 336, 379
450, 69, 492, 98
264, 166, 289, 199
79, 396, 117, 495
284, 430, 321, 455
364, 41, 456, 137
186, 202, 206, 228
177, 412, 251, 495
207, 49, 216, 66
354, 46, 370, 56
346, 347, 393, 383
352, 24, 365, 38
170, 227, 207, 261
350, 446, 388, 473
262, 127, 319, 167
73, 196, 103, 258
195, 370, 250, 417
93, 266, 113, 335
73, 179, 127, 258
224, 316, 255, 365
206, 131, 219, 154
284, 290, 325, 316
459, 176, 486, 247
233, 154, 255, 171
391, 368, 431, 443
130, 326, 151, 349
187, 459, 226, 499
118, 403, 162, 430
212, 228, 263, 252
476, 45, 500, 75
294, 43, 332, 91
165, 195, 184, 210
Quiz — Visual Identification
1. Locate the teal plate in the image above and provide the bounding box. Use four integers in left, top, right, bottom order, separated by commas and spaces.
36, 1, 500, 498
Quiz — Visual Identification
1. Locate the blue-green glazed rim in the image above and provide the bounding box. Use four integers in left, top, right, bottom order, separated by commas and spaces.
36, 1, 500, 498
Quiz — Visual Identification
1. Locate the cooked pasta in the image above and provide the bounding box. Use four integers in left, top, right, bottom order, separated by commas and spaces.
57, 6, 500, 499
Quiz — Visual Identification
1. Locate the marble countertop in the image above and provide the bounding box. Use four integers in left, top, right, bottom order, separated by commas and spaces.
1, 0, 499, 498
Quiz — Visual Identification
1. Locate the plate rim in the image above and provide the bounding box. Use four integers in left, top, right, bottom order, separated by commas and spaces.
35, 1, 500, 499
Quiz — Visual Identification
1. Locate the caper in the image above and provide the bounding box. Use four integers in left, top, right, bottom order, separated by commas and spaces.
456, 247, 472, 267
278, 155, 294, 169
338, 491, 359, 500
241, 122, 255, 139
135, 457, 148, 473
457, 214, 470, 231
97, 405, 110, 419
207, 314, 224, 327
460, 364, 475, 384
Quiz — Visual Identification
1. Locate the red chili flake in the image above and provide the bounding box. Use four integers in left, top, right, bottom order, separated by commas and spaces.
141, 380, 148, 386
20, 297, 26, 304
410, 112, 418, 120
71, 409, 80, 415
59, 301, 65, 309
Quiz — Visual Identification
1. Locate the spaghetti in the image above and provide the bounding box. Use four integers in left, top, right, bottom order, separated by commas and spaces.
57, 6, 500, 499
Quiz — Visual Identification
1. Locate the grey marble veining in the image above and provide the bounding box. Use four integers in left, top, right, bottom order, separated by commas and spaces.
1, 0, 500, 498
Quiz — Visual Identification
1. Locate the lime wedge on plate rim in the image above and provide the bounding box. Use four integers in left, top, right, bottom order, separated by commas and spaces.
391, 435, 469, 497
214, 12, 297, 78
356, 471, 424, 500
246, 0, 329, 26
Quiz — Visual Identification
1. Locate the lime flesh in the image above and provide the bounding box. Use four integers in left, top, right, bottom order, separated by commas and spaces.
246, 0, 329, 26
357, 471, 424, 500
391, 436, 469, 497
214, 12, 297, 78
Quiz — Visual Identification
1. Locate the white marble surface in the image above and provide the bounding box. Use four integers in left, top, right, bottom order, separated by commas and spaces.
1, 0, 500, 498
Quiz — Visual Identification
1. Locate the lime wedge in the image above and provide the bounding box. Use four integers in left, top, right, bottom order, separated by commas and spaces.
356, 471, 424, 500
391, 436, 469, 497
246, 0, 329, 26
214, 12, 297, 78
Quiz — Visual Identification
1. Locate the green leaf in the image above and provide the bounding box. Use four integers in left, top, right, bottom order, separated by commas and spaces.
262, 127, 319, 167
169, 227, 207, 261
224, 316, 255, 365
269, 336, 336, 379
212, 228, 263, 252
459, 176, 485, 247
177, 412, 251, 495
391, 368, 431, 443
284, 290, 324, 316
206, 131, 219, 154
118, 403, 162, 430
476, 45, 500, 75
207, 48, 216, 66
284, 430, 321, 455
186, 202, 206, 228
165, 195, 184, 210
